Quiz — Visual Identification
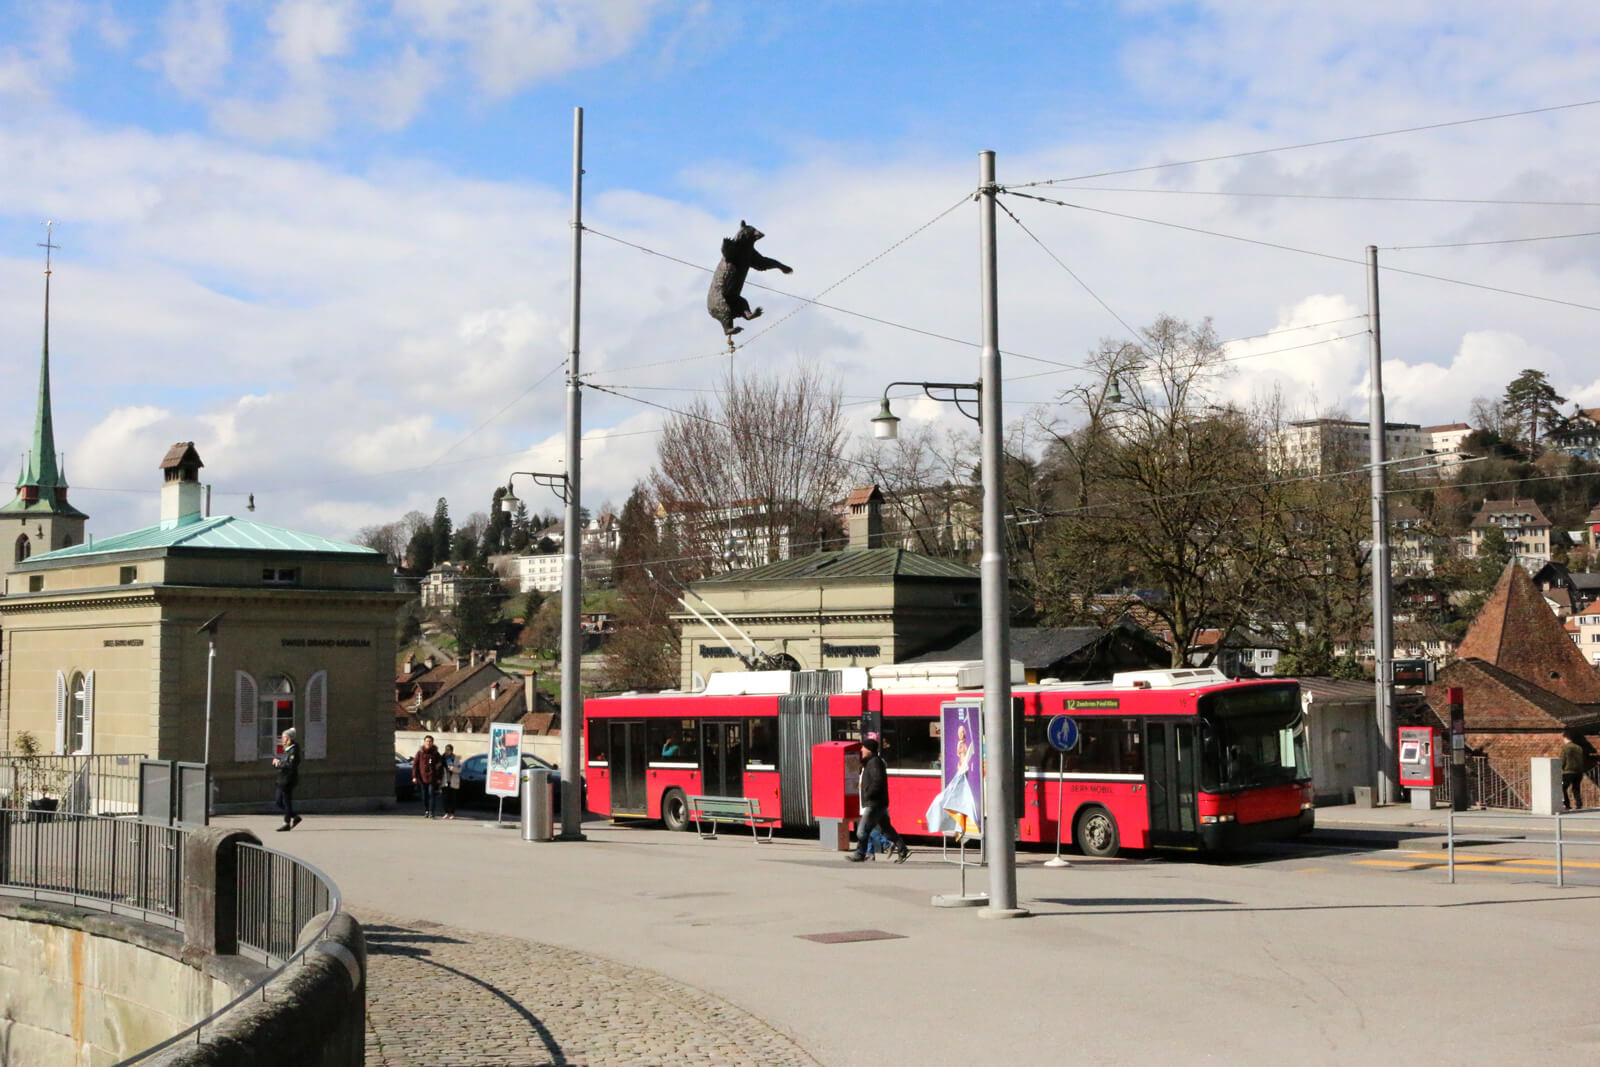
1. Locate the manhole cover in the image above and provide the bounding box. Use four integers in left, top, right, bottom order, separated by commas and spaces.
797, 929, 906, 944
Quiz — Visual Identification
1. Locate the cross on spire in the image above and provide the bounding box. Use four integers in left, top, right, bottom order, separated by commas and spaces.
38, 220, 59, 275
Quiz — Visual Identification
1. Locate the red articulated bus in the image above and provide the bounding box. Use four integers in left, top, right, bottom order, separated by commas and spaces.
582, 661, 1313, 856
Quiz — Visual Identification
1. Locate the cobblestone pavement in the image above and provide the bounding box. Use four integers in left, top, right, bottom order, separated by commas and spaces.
358, 909, 820, 1067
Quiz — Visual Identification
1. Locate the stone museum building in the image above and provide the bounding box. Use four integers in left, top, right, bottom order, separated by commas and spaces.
1, 443, 407, 811
673, 487, 981, 688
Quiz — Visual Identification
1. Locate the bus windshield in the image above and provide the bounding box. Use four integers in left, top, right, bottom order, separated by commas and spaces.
1196, 684, 1309, 792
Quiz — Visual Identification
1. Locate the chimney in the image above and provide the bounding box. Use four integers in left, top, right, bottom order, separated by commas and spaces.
846, 485, 884, 549
469, 650, 479, 667
456, 656, 468, 670
158, 443, 205, 528
489, 682, 500, 701
524, 671, 537, 715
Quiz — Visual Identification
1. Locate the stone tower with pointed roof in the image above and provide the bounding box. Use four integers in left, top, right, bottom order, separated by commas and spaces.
1454, 561, 1600, 704
2, 235, 87, 588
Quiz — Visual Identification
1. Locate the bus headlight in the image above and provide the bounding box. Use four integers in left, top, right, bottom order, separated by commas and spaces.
1200, 813, 1236, 824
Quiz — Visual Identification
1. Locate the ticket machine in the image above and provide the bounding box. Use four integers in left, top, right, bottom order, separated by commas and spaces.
811, 741, 862, 850
1398, 725, 1441, 810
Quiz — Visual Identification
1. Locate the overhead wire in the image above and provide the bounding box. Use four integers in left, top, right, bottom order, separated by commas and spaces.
1001, 189, 1600, 314
1385, 229, 1600, 251
1034, 186, 1600, 209
581, 192, 968, 376
1010, 98, 1600, 188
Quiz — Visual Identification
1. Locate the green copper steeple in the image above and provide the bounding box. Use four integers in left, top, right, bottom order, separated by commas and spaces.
3, 223, 84, 520
21, 224, 63, 491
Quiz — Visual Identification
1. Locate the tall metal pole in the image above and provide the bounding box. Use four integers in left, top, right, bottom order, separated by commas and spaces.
1366, 244, 1397, 806
977, 151, 1024, 918
203, 638, 216, 766
559, 107, 586, 840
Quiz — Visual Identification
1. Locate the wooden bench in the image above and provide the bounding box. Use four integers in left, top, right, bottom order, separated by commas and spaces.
687, 795, 781, 843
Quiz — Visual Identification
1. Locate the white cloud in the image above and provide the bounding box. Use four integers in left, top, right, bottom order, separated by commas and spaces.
391, 0, 664, 96
9, 4, 1600, 545
155, 0, 232, 96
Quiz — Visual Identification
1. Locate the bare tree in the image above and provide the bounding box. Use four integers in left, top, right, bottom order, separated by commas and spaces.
849, 422, 979, 558
1031, 316, 1295, 666
652, 364, 850, 571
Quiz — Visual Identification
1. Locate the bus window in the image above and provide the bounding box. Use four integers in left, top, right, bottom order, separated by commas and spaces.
832, 717, 861, 743
587, 721, 610, 764
882, 717, 940, 770
745, 717, 778, 767
1024, 716, 1141, 773
1197, 684, 1308, 790
650, 719, 696, 761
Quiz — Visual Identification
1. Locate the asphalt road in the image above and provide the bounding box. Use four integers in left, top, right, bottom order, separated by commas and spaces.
233, 811, 1600, 1065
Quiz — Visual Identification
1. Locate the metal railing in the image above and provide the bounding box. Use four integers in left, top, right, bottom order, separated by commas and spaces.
0, 753, 145, 816
121, 844, 343, 1064
235, 842, 336, 966
0, 810, 183, 928
1430, 756, 1528, 811
1447, 809, 1600, 887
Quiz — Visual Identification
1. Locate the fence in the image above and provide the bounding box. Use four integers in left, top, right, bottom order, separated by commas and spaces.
235, 842, 337, 966
1429, 755, 1529, 811
1448, 809, 1600, 887
0, 811, 350, 1063
0, 810, 184, 928
0, 753, 145, 817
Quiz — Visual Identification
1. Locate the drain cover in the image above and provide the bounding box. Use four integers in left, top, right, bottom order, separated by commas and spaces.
797, 929, 906, 944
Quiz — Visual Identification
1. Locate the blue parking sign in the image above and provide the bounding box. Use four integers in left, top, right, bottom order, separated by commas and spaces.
1047, 715, 1079, 752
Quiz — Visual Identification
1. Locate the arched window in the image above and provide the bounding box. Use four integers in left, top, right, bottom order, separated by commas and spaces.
257, 674, 295, 757
68, 671, 88, 754
14, 534, 30, 563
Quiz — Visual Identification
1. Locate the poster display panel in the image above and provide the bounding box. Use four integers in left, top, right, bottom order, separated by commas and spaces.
488, 723, 523, 798
925, 701, 984, 838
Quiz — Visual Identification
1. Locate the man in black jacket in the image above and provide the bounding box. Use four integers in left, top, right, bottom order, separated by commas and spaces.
272, 728, 302, 831
849, 737, 909, 863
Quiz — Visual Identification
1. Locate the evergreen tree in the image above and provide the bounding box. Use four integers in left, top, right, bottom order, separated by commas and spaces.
405, 526, 435, 573
508, 501, 532, 552
1503, 369, 1566, 455
430, 498, 453, 563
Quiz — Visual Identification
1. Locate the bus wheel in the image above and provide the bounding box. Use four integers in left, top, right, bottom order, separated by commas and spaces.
1076, 807, 1120, 858
661, 788, 690, 832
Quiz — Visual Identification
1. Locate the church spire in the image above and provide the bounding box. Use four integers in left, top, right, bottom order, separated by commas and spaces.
19, 222, 64, 493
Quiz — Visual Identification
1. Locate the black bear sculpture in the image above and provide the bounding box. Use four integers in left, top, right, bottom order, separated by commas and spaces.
706, 221, 792, 348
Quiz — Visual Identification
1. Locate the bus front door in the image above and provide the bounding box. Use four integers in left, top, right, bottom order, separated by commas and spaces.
608, 720, 648, 815
701, 720, 744, 798
1145, 721, 1198, 847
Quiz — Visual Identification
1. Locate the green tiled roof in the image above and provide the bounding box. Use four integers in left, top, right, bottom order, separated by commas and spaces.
27, 515, 379, 562
696, 547, 978, 584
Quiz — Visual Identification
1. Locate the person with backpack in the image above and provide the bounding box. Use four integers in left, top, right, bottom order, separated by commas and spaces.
848, 737, 910, 863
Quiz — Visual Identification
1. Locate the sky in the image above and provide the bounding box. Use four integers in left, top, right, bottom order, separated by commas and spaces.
4, 1, 1600, 544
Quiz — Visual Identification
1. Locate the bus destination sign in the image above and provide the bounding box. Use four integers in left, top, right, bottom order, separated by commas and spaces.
1063, 698, 1119, 711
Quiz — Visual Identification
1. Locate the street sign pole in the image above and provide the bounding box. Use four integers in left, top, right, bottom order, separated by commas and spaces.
1044, 714, 1078, 869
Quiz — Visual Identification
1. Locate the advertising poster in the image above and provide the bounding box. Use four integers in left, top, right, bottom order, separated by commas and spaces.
925, 701, 983, 839
487, 723, 523, 798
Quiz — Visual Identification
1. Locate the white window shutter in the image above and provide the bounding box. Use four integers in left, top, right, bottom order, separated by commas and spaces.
234, 670, 259, 762
53, 670, 67, 755
305, 670, 327, 760
81, 671, 95, 754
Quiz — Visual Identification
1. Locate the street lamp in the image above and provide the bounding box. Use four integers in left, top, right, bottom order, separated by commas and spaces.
502, 468, 584, 840
871, 381, 982, 440
501, 471, 571, 512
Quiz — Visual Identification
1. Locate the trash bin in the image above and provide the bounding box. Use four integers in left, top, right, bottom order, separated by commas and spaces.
520, 768, 554, 841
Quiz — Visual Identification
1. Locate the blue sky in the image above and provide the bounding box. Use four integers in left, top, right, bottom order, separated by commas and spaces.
4, 1, 1600, 541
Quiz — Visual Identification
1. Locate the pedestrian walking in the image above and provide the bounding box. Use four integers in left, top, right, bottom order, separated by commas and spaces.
441, 744, 461, 819
413, 735, 445, 818
1561, 730, 1586, 810
848, 737, 909, 863
272, 728, 302, 831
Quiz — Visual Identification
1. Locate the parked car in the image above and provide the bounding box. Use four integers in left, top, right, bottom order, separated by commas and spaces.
457, 752, 582, 813
394, 752, 417, 801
